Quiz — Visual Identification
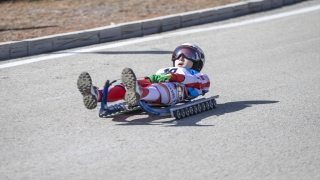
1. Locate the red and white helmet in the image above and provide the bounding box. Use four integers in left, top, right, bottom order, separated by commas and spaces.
172, 43, 205, 72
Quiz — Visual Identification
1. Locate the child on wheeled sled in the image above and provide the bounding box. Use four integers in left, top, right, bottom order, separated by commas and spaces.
77, 43, 210, 110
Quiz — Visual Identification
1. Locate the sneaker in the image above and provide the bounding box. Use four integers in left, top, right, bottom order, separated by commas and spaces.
121, 68, 142, 107
77, 72, 99, 109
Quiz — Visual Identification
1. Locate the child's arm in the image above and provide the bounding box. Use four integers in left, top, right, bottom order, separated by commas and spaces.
149, 73, 185, 83
149, 67, 210, 90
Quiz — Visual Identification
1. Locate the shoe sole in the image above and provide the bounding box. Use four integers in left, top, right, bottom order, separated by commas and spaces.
77, 72, 97, 109
121, 68, 140, 107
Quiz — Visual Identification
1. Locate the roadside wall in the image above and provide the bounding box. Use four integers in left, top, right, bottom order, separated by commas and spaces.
0, 0, 304, 61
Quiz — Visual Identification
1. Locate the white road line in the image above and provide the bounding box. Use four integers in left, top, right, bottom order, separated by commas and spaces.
1, 4, 320, 69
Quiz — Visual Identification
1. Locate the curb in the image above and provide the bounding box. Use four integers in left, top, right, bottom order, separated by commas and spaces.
0, 0, 303, 61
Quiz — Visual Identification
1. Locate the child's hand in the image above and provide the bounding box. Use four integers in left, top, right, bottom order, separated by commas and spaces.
149, 74, 172, 83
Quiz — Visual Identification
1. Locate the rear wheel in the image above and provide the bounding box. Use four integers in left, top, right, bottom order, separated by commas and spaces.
209, 100, 214, 109
211, 99, 217, 109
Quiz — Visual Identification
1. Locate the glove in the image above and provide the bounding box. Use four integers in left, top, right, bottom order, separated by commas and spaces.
149, 74, 172, 83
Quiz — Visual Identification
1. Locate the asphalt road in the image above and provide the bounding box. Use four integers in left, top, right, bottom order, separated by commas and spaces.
1, 1, 319, 180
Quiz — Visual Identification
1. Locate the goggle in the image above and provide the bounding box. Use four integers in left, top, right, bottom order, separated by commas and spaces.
172, 46, 203, 62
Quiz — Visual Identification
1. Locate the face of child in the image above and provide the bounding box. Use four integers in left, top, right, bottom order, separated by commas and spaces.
174, 56, 194, 69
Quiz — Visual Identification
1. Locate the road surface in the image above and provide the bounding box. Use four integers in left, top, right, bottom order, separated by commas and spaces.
0, 1, 319, 179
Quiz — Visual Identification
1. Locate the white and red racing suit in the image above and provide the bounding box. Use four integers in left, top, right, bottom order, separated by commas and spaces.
97, 67, 210, 105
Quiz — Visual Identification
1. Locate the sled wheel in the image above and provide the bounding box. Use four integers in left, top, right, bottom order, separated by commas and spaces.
174, 110, 182, 120
211, 99, 217, 109
180, 109, 186, 118
209, 100, 214, 109
206, 101, 211, 110
184, 107, 190, 117
189, 106, 194, 115
193, 105, 198, 114
201, 102, 206, 111
197, 103, 202, 113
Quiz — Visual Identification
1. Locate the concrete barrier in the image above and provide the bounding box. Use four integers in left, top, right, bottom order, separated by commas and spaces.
0, 0, 306, 61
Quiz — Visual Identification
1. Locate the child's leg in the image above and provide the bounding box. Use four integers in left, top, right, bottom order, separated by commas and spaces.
137, 78, 161, 103
152, 82, 179, 104
97, 84, 126, 102
138, 83, 181, 104
140, 85, 161, 103
121, 68, 142, 106
121, 68, 181, 106
77, 72, 128, 109
77, 72, 100, 109
121, 68, 163, 106
97, 80, 159, 103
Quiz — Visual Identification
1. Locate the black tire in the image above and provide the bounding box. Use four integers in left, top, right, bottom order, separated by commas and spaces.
189, 106, 194, 115
197, 103, 202, 112
180, 108, 186, 118
209, 100, 214, 109
185, 107, 190, 116
211, 99, 217, 109
201, 102, 206, 111
206, 101, 210, 110
174, 110, 182, 119
193, 105, 198, 114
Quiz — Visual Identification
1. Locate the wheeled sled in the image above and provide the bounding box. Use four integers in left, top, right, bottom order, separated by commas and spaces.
98, 80, 219, 120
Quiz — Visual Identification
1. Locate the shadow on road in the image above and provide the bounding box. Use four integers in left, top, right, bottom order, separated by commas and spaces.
110, 100, 279, 127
